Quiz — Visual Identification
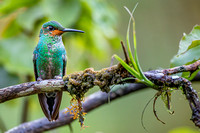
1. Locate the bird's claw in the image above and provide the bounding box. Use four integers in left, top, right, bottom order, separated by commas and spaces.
55, 76, 63, 80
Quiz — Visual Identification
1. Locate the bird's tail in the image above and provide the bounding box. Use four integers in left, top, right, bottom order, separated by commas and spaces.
38, 91, 62, 121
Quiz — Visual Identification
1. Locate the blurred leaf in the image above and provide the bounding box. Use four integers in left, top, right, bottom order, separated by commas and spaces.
90, 25, 112, 58
0, 34, 35, 76
171, 43, 200, 67
170, 25, 200, 79
2, 20, 21, 38
0, 0, 119, 131
41, 0, 81, 27
86, 0, 118, 38
0, 67, 19, 88
168, 127, 199, 133
177, 25, 200, 55
16, 5, 44, 31
0, 0, 119, 76
71, 0, 120, 63
0, 0, 40, 15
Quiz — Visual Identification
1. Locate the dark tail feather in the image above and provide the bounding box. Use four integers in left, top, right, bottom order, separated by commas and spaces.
38, 92, 62, 121
38, 93, 51, 120
52, 91, 62, 120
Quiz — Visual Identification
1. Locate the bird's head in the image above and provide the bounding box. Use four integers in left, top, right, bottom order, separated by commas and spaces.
39, 21, 84, 37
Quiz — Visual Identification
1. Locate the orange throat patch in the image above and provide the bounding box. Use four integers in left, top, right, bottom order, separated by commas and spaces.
51, 30, 64, 36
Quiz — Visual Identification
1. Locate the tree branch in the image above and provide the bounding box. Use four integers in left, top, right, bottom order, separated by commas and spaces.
2, 60, 200, 132
0, 64, 128, 103
0, 80, 65, 103
6, 83, 146, 133
161, 60, 200, 75
1, 60, 200, 103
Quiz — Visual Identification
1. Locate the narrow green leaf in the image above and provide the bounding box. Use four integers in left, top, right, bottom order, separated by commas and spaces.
125, 5, 154, 87
114, 54, 140, 79
124, 6, 138, 72
124, 5, 137, 49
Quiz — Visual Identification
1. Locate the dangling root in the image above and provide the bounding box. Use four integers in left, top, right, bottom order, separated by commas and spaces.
153, 91, 165, 124
141, 95, 155, 132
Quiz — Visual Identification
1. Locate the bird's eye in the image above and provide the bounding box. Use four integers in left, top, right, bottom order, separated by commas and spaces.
48, 26, 54, 31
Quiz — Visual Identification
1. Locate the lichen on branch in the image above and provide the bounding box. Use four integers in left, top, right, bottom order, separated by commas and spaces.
1, 60, 200, 129
63, 64, 129, 98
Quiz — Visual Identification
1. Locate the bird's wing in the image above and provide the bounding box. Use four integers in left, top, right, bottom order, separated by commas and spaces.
62, 54, 67, 76
33, 50, 52, 120
33, 51, 38, 80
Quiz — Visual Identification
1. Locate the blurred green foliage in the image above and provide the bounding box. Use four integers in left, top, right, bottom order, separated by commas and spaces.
0, 0, 120, 132
1, 0, 200, 133
168, 127, 200, 133
0, 0, 119, 80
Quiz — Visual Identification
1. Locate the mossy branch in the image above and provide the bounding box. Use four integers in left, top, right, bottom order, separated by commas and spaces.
1, 60, 200, 103
4, 60, 200, 132
5, 83, 146, 133
1, 60, 200, 132
0, 63, 129, 103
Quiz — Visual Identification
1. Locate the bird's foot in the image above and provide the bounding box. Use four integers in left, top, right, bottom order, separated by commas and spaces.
37, 77, 43, 82
54, 76, 62, 80
46, 92, 56, 97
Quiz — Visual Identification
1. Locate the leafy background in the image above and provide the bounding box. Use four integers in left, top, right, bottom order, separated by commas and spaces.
0, 0, 200, 133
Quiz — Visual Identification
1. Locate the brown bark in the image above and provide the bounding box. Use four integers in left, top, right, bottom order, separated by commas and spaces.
1, 60, 200, 132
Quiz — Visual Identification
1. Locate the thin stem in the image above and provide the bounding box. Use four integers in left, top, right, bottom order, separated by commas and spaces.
121, 41, 129, 63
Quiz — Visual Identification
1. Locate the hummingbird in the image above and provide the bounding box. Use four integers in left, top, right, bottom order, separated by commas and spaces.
33, 21, 84, 121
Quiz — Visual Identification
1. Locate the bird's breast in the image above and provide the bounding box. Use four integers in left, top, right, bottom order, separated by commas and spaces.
36, 42, 66, 79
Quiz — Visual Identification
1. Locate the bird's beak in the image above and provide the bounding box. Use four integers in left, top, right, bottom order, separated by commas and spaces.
62, 28, 84, 33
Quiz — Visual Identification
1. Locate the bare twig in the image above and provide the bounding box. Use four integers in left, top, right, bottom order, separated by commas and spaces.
121, 41, 129, 63
157, 60, 200, 75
